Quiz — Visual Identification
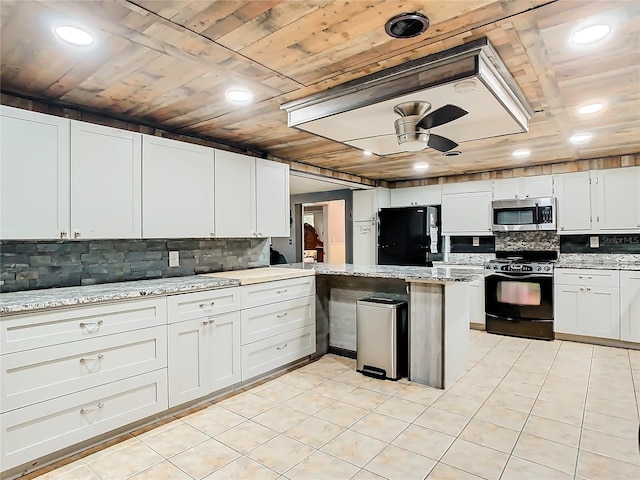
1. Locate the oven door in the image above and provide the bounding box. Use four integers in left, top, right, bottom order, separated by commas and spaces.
485, 272, 553, 321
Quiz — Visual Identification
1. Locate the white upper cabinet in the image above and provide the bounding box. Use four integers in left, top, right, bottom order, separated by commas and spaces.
142, 136, 215, 238
591, 167, 640, 232
0, 106, 70, 239
390, 185, 442, 207
492, 175, 553, 200
441, 191, 493, 235
214, 150, 256, 237
71, 121, 142, 239
554, 171, 592, 233
353, 188, 390, 221
255, 158, 290, 237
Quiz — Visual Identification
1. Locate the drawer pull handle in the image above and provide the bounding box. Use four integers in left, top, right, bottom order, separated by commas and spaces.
276, 312, 288, 318
79, 320, 103, 330
199, 301, 216, 309
586, 287, 591, 291
80, 402, 104, 414
276, 343, 288, 350
80, 354, 104, 364
580, 287, 585, 291
202, 320, 209, 326
277, 289, 288, 294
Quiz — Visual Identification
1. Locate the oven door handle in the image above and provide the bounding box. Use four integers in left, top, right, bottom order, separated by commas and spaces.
488, 272, 551, 280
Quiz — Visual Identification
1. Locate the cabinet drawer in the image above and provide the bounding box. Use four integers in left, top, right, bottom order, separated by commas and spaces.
241, 296, 315, 345
241, 325, 315, 381
1, 298, 166, 355
554, 268, 619, 287
0, 369, 167, 472
1, 326, 167, 413
167, 287, 241, 323
241, 277, 315, 309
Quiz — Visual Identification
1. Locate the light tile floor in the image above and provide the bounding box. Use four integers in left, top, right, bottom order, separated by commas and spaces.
31, 331, 640, 479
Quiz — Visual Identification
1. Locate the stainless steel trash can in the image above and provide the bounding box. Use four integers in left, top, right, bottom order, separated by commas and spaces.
356, 297, 408, 380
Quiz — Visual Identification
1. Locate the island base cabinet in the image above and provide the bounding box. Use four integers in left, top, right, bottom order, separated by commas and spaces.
620, 271, 640, 343
167, 311, 240, 408
0, 370, 167, 472
241, 325, 315, 381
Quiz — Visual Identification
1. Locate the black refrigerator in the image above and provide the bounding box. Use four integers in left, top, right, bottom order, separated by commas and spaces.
377, 206, 442, 266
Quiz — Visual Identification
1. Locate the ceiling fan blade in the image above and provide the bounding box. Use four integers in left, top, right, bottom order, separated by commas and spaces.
427, 134, 458, 152
417, 104, 468, 130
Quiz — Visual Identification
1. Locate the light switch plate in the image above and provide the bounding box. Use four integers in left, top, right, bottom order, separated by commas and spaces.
473, 236, 480, 247
589, 236, 599, 248
169, 251, 180, 267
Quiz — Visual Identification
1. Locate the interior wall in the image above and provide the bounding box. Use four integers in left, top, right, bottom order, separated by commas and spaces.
326, 200, 346, 263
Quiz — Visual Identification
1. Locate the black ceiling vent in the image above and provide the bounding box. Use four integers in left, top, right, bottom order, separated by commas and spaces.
385, 13, 429, 39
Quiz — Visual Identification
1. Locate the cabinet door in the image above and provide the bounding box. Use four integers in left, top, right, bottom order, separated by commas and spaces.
142, 136, 214, 238
468, 280, 485, 326
442, 191, 492, 235
554, 284, 583, 335
214, 150, 255, 237
492, 178, 521, 200
352, 221, 377, 265
209, 311, 241, 392
353, 190, 377, 221
0, 107, 70, 239
390, 185, 442, 207
620, 271, 640, 343
583, 286, 620, 340
255, 159, 290, 237
592, 167, 640, 232
554, 172, 592, 233
71, 121, 141, 239
524, 176, 553, 198
168, 319, 209, 407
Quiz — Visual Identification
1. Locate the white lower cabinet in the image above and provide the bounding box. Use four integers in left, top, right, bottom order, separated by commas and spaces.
620, 271, 640, 343
554, 268, 620, 340
468, 279, 485, 326
167, 306, 241, 408
1, 369, 167, 472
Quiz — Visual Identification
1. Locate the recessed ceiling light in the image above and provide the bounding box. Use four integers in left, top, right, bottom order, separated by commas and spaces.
571, 24, 610, 45
54, 25, 94, 46
413, 163, 429, 172
225, 88, 253, 104
578, 103, 604, 114
363, 150, 372, 156
385, 12, 429, 39
512, 149, 531, 159
569, 133, 592, 144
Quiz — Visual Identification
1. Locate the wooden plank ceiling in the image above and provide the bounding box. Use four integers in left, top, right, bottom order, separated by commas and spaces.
1, 0, 639, 182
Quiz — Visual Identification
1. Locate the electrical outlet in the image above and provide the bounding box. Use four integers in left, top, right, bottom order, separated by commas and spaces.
472, 236, 480, 247
589, 236, 599, 248
169, 251, 180, 267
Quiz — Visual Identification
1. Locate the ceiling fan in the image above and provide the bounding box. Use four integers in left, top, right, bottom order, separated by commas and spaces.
393, 101, 468, 152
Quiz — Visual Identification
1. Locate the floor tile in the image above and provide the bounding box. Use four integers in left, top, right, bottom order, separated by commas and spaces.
41, 464, 100, 480
285, 391, 335, 414
440, 439, 508, 480
582, 410, 639, 439
575, 449, 640, 480
278, 371, 326, 390
140, 422, 209, 458
315, 400, 369, 428
340, 387, 390, 410
86, 440, 163, 479
128, 461, 191, 480
426, 462, 484, 480
321, 429, 387, 467
332, 369, 373, 387
132, 418, 184, 440
500, 455, 573, 480
445, 381, 494, 403
252, 380, 306, 403
180, 405, 245, 437
284, 451, 360, 480
579, 427, 640, 466
586, 393, 639, 420
309, 379, 357, 399
373, 396, 426, 423
350, 412, 409, 442
203, 456, 279, 480
300, 358, 349, 378
361, 378, 406, 396
252, 404, 309, 433
530, 398, 584, 426
218, 392, 277, 418
394, 384, 443, 405
392, 424, 456, 461
214, 420, 278, 453
512, 433, 578, 475
474, 404, 528, 431
413, 407, 470, 437
285, 416, 345, 448
459, 418, 520, 454
522, 414, 581, 448
365, 444, 436, 480
169, 438, 240, 479
352, 469, 387, 480
247, 434, 315, 473
430, 393, 483, 417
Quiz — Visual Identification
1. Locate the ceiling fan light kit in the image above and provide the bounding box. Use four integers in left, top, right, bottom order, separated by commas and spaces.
281, 38, 533, 156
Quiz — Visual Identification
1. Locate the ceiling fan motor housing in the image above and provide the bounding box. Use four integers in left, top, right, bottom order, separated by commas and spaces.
394, 115, 429, 144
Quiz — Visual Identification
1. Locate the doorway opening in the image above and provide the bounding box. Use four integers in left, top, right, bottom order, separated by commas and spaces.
302, 199, 345, 263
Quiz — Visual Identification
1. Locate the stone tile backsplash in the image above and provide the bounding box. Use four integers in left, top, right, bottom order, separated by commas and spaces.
494, 231, 560, 252
0, 238, 269, 292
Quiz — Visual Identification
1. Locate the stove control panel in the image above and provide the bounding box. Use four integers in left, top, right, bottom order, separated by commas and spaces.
484, 262, 553, 273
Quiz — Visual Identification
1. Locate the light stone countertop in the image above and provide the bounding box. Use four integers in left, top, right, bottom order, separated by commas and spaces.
284, 263, 485, 283
0, 276, 241, 314
556, 254, 640, 271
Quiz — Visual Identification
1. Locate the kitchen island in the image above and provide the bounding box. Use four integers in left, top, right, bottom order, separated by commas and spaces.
285, 263, 484, 389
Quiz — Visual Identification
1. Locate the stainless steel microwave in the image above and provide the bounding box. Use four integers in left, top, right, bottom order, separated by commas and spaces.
491, 197, 557, 232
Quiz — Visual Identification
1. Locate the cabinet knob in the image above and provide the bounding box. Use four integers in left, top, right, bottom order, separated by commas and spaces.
560, 226, 565, 230
73, 230, 81, 239
202, 320, 209, 326
60, 230, 68, 239
210, 232, 215, 237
